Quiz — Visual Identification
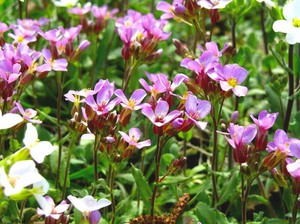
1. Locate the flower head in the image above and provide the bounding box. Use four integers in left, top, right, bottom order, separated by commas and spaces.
273, 0, 300, 44
184, 94, 211, 130
225, 123, 257, 163
67, 195, 110, 223
0, 160, 49, 198
23, 123, 55, 163
142, 99, 181, 127
119, 128, 151, 149
198, 0, 233, 9
36, 195, 70, 220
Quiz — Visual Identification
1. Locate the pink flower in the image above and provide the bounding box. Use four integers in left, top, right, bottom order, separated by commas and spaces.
115, 89, 147, 110
119, 128, 151, 149
215, 64, 248, 97
141, 99, 181, 127
225, 123, 257, 163
184, 94, 211, 130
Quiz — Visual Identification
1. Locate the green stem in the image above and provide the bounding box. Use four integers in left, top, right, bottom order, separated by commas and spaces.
109, 164, 116, 224
283, 45, 294, 132
291, 194, 299, 224
91, 133, 99, 197
55, 72, 63, 189
19, 200, 26, 223
211, 110, 219, 206
61, 133, 78, 200
150, 135, 163, 222
260, 8, 268, 55
122, 58, 138, 91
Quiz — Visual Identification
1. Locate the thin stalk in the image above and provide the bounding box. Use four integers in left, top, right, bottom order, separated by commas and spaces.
297, 46, 300, 111
291, 193, 299, 224
283, 45, 294, 132
91, 133, 99, 197
192, 19, 206, 44
231, 17, 239, 112
19, 200, 26, 223
109, 164, 116, 224
211, 105, 219, 206
55, 72, 63, 189
231, 17, 236, 50
150, 135, 162, 222
61, 133, 78, 200
18, 0, 22, 19
25, 0, 28, 18
260, 8, 268, 55
242, 180, 251, 224
137, 148, 146, 214
122, 59, 138, 91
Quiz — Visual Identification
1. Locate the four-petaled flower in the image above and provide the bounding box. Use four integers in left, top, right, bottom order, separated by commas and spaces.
142, 99, 181, 127
185, 94, 211, 130
67, 195, 111, 223
36, 195, 70, 220
115, 89, 147, 110
119, 128, 151, 149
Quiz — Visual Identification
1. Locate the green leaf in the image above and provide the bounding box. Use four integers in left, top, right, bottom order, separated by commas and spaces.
217, 171, 239, 206
131, 164, 152, 210
195, 202, 230, 224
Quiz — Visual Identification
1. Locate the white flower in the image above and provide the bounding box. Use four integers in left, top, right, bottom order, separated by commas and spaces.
256, 0, 275, 9
35, 195, 70, 219
198, 0, 233, 9
52, 0, 78, 7
23, 123, 55, 163
273, 0, 300, 44
67, 195, 111, 217
0, 160, 48, 197
0, 110, 23, 130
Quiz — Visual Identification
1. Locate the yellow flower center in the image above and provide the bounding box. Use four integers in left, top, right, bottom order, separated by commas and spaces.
293, 18, 300, 27
8, 175, 20, 187
17, 36, 24, 42
128, 99, 136, 108
228, 77, 238, 88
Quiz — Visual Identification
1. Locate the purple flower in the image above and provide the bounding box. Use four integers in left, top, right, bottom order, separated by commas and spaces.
38, 29, 62, 45
15, 101, 41, 124
267, 129, 299, 156
142, 98, 181, 127
185, 94, 211, 130
216, 64, 248, 97
68, 3, 91, 16
250, 110, 279, 151
8, 26, 37, 44
119, 128, 151, 149
36, 49, 68, 72
225, 123, 257, 163
199, 41, 228, 59
115, 89, 147, 110
0, 59, 21, 83
250, 110, 278, 131
156, 1, 186, 19
287, 159, 300, 180
85, 80, 119, 116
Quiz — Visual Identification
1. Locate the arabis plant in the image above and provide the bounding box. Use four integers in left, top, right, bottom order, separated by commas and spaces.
273, 0, 300, 44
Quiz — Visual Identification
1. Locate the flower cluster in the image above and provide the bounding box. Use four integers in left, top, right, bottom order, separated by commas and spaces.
116, 10, 170, 61
68, 3, 118, 34
181, 42, 248, 97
